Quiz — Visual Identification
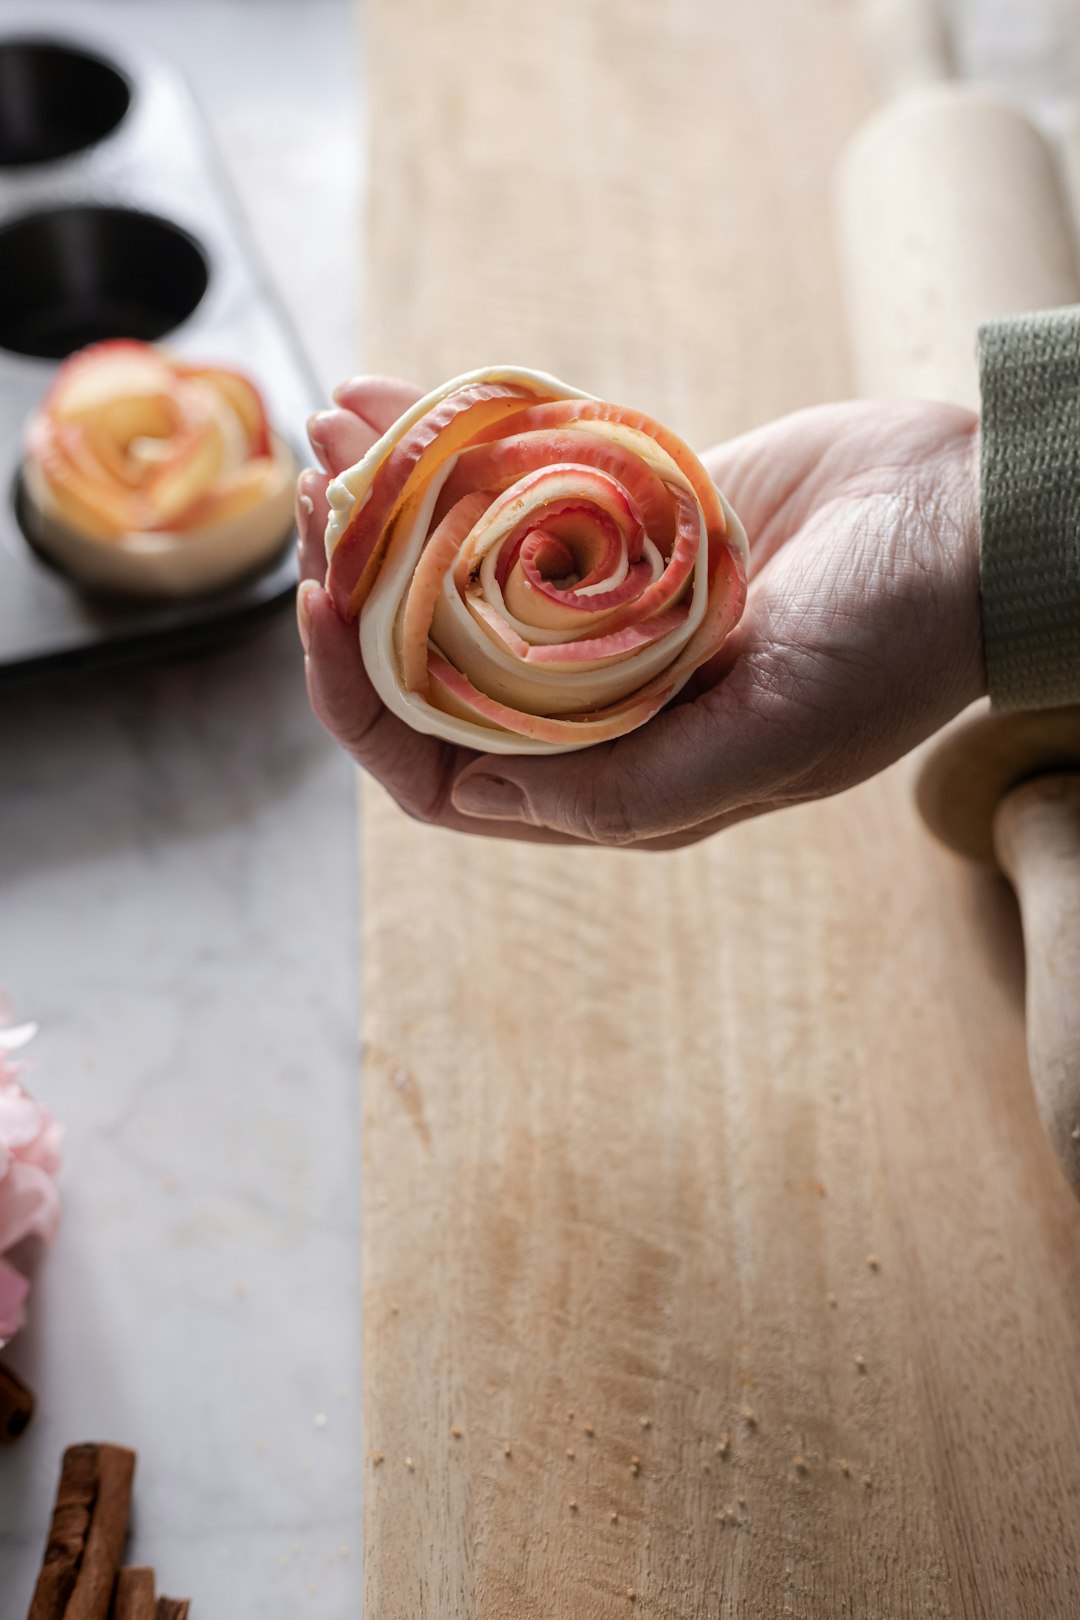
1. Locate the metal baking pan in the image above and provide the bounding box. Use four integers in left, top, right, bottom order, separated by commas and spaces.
0, 29, 320, 684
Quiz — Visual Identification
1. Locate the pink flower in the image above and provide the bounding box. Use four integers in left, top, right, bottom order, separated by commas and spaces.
0, 1014, 62, 1345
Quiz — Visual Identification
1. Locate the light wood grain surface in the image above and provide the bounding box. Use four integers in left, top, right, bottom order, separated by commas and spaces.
360, 3, 1080, 1614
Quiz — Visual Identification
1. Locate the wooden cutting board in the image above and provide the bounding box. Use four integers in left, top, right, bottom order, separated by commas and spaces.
359, 3, 1080, 1614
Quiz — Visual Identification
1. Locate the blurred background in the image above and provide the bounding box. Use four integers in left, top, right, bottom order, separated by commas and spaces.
0, 0, 362, 1612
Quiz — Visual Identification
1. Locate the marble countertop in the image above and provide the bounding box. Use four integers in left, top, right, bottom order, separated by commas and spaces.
0, 1, 363, 1612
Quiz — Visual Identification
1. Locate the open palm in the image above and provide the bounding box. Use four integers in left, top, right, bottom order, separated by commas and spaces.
296, 381, 983, 849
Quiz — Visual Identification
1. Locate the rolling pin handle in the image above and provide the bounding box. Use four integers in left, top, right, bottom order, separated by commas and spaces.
994, 774, 1080, 1196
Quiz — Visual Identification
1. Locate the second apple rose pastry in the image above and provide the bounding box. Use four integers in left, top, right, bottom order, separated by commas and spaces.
324, 367, 749, 754
22, 340, 297, 598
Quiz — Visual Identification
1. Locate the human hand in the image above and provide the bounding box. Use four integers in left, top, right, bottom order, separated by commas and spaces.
296, 381, 982, 849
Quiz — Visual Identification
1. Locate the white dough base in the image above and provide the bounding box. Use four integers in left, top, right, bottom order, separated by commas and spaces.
22, 434, 298, 600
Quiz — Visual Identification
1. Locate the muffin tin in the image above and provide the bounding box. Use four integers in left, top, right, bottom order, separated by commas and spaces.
0, 30, 322, 682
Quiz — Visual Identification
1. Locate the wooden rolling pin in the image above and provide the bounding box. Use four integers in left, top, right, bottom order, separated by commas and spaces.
836, 82, 1080, 407
837, 81, 1080, 1194
917, 710, 1080, 1193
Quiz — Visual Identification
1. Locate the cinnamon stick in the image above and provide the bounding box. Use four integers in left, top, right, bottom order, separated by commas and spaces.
66, 1443, 135, 1620
27, 1442, 136, 1620
27, 1444, 100, 1620
154, 1602, 190, 1620
113, 1568, 155, 1620
0, 1360, 35, 1441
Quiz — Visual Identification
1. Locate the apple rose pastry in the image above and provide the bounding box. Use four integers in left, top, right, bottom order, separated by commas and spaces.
22, 340, 296, 598
325, 367, 749, 754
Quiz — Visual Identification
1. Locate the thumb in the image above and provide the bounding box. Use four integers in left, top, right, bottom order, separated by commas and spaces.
450, 670, 770, 845
452, 741, 638, 843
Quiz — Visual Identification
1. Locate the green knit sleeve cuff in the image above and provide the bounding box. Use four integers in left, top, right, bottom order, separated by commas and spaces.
978, 306, 1080, 710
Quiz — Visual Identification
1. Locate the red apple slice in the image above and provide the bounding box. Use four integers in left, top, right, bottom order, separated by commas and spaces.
47, 339, 172, 406
434, 428, 677, 549
326, 383, 542, 617
177, 364, 272, 457
426, 648, 670, 745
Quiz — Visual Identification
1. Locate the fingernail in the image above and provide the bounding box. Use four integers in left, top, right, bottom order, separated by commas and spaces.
296, 579, 319, 654
453, 774, 527, 820
307, 410, 334, 452
297, 492, 315, 517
